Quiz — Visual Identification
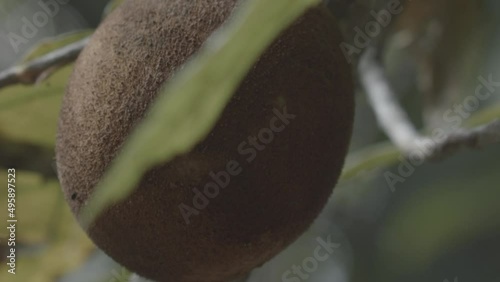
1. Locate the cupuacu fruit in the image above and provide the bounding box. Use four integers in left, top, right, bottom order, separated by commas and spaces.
55, 0, 354, 281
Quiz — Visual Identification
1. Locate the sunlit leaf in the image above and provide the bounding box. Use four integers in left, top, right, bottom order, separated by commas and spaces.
0, 65, 71, 148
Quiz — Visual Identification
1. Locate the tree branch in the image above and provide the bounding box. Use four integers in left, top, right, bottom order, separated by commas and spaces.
358, 46, 500, 161
0, 37, 89, 90
358, 47, 423, 155
431, 119, 500, 160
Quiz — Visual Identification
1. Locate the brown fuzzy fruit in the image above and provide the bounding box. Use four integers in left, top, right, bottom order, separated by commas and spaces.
56, 0, 354, 281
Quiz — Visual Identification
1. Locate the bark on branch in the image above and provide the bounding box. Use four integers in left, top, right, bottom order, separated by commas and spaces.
359, 47, 500, 161
0, 37, 89, 90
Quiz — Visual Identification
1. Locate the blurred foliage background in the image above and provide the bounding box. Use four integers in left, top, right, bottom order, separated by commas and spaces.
0, 0, 499, 282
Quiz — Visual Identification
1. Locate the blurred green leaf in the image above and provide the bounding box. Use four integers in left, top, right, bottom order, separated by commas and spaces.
20, 30, 92, 63
0, 65, 71, 148
378, 155, 500, 276
341, 142, 400, 181
81, 0, 321, 226
0, 170, 59, 243
0, 170, 95, 282
466, 103, 500, 127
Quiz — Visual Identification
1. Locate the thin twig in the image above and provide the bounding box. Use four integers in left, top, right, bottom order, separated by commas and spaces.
358, 46, 500, 161
358, 47, 425, 154
431, 119, 500, 160
0, 37, 89, 89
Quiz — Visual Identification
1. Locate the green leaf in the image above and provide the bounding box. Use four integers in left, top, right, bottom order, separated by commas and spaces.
0, 65, 72, 148
341, 141, 400, 181
466, 103, 500, 127
81, 0, 321, 226
20, 30, 93, 63
0, 171, 95, 282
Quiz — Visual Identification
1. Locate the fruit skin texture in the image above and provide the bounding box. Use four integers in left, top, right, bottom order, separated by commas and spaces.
56, 0, 354, 281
